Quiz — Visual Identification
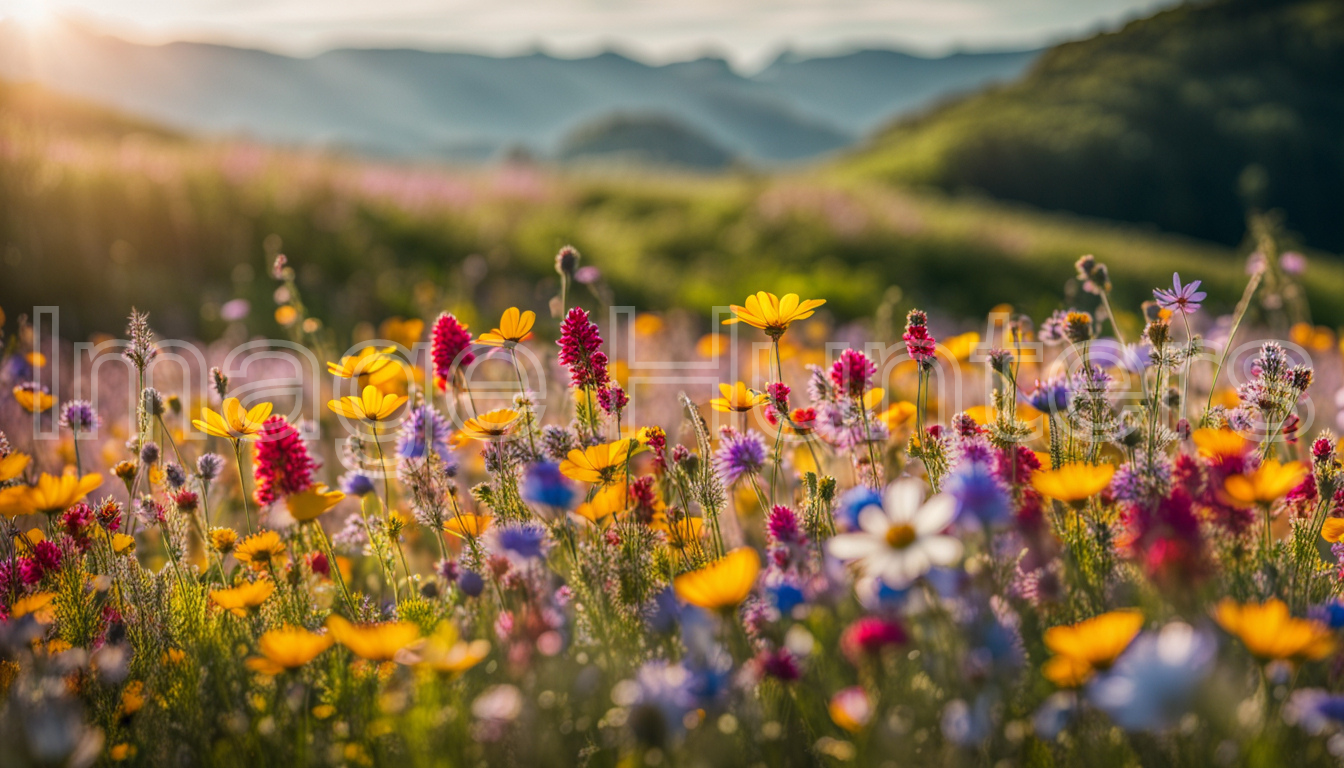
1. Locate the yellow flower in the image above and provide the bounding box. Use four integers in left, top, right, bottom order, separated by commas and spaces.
119, 680, 145, 716
0, 469, 102, 517
111, 533, 136, 555
1215, 598, 1334, 662
476, 307, 536, 347
943, 332, 981, 362
234, 530, 287, 569
192, 398, 273, 440
246, 626, 334, 674
1031, 462, 1115, 504
634, 314, 664, 337
1223, 460, 1308, 505
287, 485, 345, 522
12, 386, 53, 413
722, 292, 826, 337
673, 548, 761, 610
653, 515, 705, 549
1192, 428, 1249, 459
417, 621, 490, 675
444, 514, 491, 538
327, 347, 395, 378
328, 385, 408, 422
709, 382, 768, 413
379, 317, 425, 349
878, 402, 917, 431
326, 615, 421, 662
574, 483, 627, 525
861, 387, 885, 411
559, 440, 634, 485
697, 333, 728, 358
1042, 610, 1144, 687
0, 452, 30, 483
458, 408, 520, 442
10, 591, 57, 622
209, 527, 239, 554
209, 579, 276, 617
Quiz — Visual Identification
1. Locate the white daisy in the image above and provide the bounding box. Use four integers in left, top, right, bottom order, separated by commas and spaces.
826, 478, 963, 587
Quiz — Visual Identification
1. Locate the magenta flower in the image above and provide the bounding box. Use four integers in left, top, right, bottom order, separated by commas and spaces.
430, 312, 474, 391
557, 307, 609, 391
1153, 273, 1206, 315
252, 415, 317, 506
830, 349, 876, 398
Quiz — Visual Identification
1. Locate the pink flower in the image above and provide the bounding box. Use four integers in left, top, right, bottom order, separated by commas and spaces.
431, 312, 475, 391
903, 309, 936, 367
557, 307, 609, 390
840, 616, 907, 664
252, 416, 317, 506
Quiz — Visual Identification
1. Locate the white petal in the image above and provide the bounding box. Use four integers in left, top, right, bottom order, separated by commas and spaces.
858, 506, 892, 535
917, 535, 964, 566
883, 479, 925, 522
827, 534, 883, 561
913, 493, 957, 534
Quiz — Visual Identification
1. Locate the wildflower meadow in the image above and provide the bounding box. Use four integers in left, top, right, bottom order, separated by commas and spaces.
4, 234, 1344, 768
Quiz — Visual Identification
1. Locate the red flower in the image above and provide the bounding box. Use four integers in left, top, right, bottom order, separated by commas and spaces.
252, 416, 317, 506
430, 312, 475, 391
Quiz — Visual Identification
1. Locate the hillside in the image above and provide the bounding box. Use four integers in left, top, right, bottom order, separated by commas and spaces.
0, 20, 1036, 164
838, 0, 1344, 251
557, 114, 735, 169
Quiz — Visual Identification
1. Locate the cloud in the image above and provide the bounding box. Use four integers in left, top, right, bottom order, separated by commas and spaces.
41, 0, 1176, 68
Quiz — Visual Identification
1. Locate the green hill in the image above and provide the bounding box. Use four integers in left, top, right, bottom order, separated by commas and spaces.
838, 0, 1344, 251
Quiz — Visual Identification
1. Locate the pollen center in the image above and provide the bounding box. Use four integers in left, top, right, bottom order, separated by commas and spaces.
885, 524, 917, 549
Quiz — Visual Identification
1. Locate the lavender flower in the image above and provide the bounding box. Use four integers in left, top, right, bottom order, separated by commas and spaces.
397, 403, 454, 461
59, 400, 100, 433
714, 427, 767, 486
1153, 273, 1206, 315
196, 453, 224, 482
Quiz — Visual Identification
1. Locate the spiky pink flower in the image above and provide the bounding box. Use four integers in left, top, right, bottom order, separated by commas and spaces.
831, 349, 875, 398
903, 309, 936, 367
252, 416, 317, 506
767, 505, 804, 545
431, 312, 475, 391
557, 307, 609, 390
597, 384, 628, 415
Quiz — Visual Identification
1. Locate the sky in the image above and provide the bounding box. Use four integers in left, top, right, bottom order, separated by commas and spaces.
1, 0, 1180, 70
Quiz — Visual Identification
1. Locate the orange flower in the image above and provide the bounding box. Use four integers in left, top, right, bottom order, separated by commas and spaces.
247, 626, 334, 674
559, 440, 634, 485
1031, 462, 1115, 505
1223, 460, 1308, 505
458, 409, 519, 442
1215, 598, 1334, 662
326, 615, 421, 662
1042, 610, 1144, 687
673, 548, 760, 610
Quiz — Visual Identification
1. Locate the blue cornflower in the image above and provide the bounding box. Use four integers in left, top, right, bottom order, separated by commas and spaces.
1153, 272, 1206, 315
520, 462, 577, 509
767, 579, 806, 614
1027, 377, 1069, 414
494, 522, 549, 560
946, 461, 1010, 527
339, 471, 376, 497
1286, 690, 1344, 734
834, 486, 883, 531
396, 404, 454, 461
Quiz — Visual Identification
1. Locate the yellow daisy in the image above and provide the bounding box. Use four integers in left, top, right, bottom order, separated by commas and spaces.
722, 292, 826, 338
476, 307, 536, 348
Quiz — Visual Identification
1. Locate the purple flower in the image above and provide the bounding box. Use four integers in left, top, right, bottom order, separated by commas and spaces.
339, 471, 376, 497
1280, 251, 1307, 275
1153, 273, 1206, 315
1027, 377, 1069, 413
494, 522, 549, 560
196, 453, 224, 481
396, 404, 454, 461
220, 298, 251, 322
59, 400, 100, 433
714, 427, 767, 486
946, 461, 1010, 526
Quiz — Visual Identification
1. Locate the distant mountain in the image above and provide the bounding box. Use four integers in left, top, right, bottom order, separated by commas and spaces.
0, 20, 1037, 164
558, 114, 735, 169
839, 0, 1344, 250
755, 48, 1040, 134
